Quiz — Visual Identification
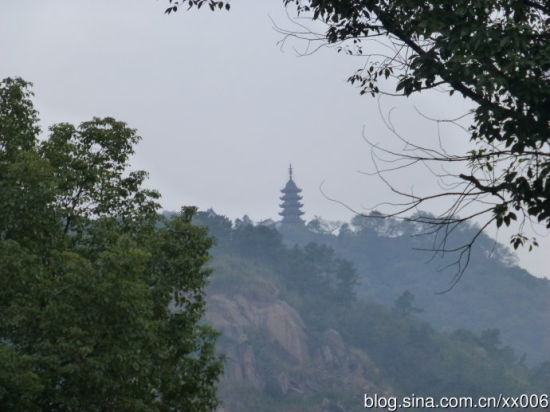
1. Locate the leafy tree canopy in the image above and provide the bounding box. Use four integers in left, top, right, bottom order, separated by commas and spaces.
0, 78, 222, 411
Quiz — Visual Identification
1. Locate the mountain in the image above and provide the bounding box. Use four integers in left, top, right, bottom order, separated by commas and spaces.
188, 210, 549, 411
206, 255, 390, 412
278, 214, 550, 366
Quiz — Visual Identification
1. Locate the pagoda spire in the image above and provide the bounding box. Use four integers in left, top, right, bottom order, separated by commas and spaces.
279, 165, 305, 225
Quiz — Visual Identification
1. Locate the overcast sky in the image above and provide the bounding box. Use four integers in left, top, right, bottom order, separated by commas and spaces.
2, 0, 548, 277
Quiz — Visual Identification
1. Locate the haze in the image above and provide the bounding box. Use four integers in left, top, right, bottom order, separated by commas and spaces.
1, 0, 547, 277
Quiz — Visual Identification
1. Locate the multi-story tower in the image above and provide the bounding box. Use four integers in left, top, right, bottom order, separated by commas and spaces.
279, 165, 305, 225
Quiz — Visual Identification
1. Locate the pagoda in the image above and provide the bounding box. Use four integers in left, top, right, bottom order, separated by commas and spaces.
279, 165, 305, 225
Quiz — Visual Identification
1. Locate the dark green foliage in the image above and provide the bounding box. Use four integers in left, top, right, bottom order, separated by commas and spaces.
0, 78, 222, 410
165, 0, 231, 13
0, 344, 43, 411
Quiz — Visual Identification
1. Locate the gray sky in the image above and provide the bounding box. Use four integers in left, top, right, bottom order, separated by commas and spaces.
1, 0, 548, 277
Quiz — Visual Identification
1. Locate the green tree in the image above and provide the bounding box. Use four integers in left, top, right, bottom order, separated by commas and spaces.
0, 78, 222, 411
165, 0, 549, 274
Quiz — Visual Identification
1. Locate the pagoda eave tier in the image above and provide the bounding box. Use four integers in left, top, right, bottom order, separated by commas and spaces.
280, 202, 303, 209
280, 194, 302, 200
281, 188, 302, 194
279, 210, 305, 217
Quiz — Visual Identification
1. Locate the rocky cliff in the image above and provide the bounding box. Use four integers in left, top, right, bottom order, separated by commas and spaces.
206, 259, 391, 412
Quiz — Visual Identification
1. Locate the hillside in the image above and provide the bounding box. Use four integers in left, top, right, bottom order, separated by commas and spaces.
206, 255, 390, 412
190, 211, 549, 411
278, 215, 550, 366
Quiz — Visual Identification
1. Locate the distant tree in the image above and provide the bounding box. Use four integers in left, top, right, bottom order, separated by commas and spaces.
233, 222, 285, 263
164, 0, 549, 282
479, 328, 502, 352
0, 78, 222, 411
287, 243, 358, 304
393, 290, 423, 317
305, 219, 323, 233
333, 257, 359, 302
194, 209, 233, 245
306, 216, 341, 234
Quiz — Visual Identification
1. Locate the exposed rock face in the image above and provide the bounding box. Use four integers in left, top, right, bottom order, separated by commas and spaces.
313, 329, 383, 395
207, 293, 309, 364
206, 275, 391, 411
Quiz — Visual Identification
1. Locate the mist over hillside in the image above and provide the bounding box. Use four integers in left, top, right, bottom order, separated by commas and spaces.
277, 214, 550, 367
174, 209, 550, 411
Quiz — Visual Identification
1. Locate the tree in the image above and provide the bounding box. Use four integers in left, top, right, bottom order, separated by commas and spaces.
164, 0, 549, 281
393, 290, 423, 317
0, 78, 223, 411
